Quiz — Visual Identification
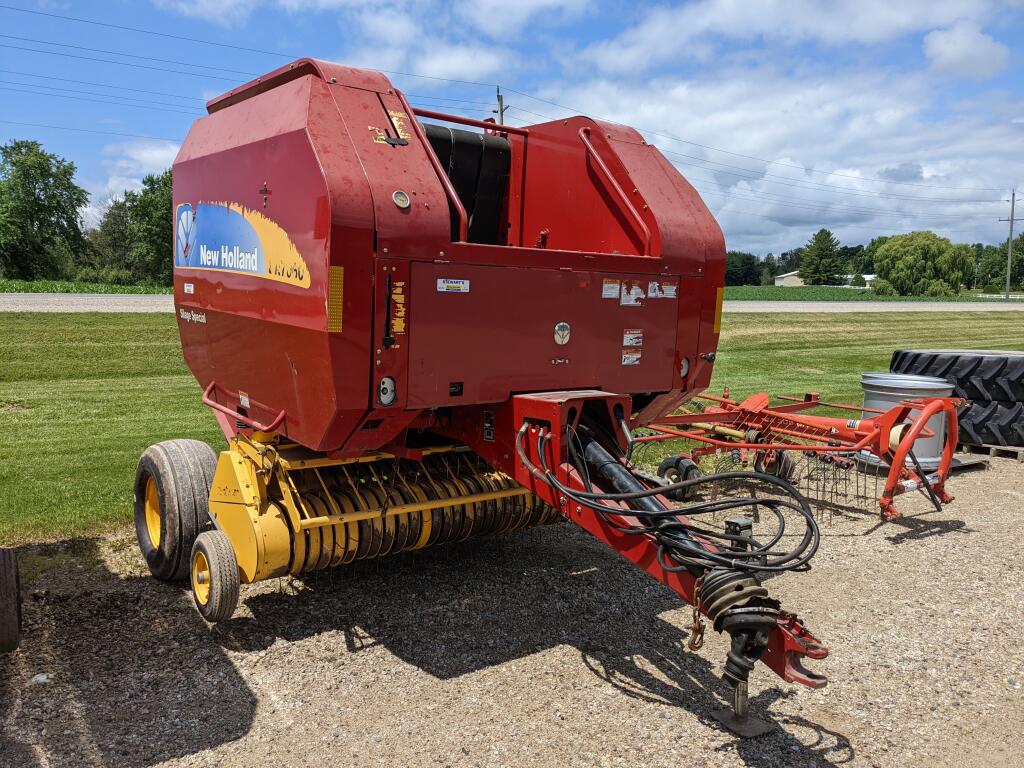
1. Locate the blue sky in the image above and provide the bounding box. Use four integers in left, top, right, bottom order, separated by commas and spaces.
2, 0, 1023, 253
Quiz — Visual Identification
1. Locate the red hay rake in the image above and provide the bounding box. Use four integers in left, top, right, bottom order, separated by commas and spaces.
637, 390, 964, 520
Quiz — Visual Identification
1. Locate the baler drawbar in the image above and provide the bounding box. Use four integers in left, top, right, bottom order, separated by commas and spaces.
135, 57, 827, 729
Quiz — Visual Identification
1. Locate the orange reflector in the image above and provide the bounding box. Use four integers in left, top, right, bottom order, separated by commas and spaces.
713, 286, 724, 334
327, 266, 344, 333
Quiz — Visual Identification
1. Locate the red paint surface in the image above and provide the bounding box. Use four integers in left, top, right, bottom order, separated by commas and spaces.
173, 58, 725, 454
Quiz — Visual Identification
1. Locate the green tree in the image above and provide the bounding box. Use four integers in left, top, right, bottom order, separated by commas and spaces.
88, 169, 173, 285
860, 235, 890, 274
126, 169, 173, 285
798, 228, 842, 285
725, 250, 760, 285
0, 139, 88, 279
873, 231, 973, 296
872, 278, 896, 296
849, 273, 867, 287
976, 235, 1024, 291
82, 196, 137, 284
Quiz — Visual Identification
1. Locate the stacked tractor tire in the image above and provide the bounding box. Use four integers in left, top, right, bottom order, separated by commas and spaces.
890, 349, 1024, 448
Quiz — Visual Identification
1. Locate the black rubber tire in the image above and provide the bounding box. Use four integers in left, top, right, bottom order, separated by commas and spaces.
134, 439, 219, 582
957, 401, 1024, 447
755, 450, 797, 481
0, 548, 21, 654
656, 456, 702, 501
190, 531, 240, 623
890, 349, 1024, 402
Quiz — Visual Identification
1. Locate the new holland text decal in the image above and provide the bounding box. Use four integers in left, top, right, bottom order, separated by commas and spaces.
175, 202, 310, 288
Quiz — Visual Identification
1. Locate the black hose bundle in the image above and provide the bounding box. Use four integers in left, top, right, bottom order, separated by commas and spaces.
516, 424, 820, 576
515, 421, 821, 702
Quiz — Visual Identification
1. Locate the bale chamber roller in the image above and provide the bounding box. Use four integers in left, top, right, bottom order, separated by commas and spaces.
136, 58, 828, 727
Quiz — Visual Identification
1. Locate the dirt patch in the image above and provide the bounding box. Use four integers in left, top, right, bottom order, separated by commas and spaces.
1, 460, 1022, 767
0, 401, 30, 414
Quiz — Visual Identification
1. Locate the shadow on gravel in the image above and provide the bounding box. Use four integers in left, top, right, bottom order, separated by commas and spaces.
213, 523, 853, 767
0, 538, 256, 768
883, 515, 976, 545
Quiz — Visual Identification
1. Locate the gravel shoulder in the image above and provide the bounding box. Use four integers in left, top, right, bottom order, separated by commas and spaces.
1, 459, 1022, 767
3, 294, 1024, 313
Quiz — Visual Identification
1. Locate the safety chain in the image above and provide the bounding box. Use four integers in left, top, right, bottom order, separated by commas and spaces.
687, 573, 707, 651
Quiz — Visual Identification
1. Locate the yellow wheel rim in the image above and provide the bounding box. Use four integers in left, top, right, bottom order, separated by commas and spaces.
144, 475, 161, 548
192, 550, 211, 606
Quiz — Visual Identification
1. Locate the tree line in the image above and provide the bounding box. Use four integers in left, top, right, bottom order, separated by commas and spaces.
729, 227, 1023, 295
0, 139, 171, 285
2, 139, 1021, 295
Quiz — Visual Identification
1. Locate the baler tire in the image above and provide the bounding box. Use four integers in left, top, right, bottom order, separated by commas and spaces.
0, 548, 21, 654
134, 439, 219, 582
957, 400, 1024, 447
190, 531, 240, 623
890, 349, 1024, 402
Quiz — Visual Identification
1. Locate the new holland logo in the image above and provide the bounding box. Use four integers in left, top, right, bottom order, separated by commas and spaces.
554, 321, 571, 345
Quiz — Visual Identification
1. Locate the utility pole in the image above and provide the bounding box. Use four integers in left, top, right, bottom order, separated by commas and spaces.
493, 86, 510, 126
999, 189, 1023, 299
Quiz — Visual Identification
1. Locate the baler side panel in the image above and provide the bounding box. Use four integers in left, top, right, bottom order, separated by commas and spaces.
174, 75, 370, 451
405, 263, 679, 409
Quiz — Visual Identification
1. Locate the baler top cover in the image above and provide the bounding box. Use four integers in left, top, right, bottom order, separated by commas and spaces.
172, 58, 725, 454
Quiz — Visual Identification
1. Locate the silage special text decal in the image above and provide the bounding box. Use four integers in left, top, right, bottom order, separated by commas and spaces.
175, 202, 311, 288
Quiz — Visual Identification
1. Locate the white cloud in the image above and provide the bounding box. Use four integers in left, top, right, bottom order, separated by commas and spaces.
81, 140, 180, 227
535, 65, 1014, 251
924, 21, 1009, 78
343, 6, 512, 83
581, 0, 995, 74
454, 0, 588, 39
154, 0, 259, 26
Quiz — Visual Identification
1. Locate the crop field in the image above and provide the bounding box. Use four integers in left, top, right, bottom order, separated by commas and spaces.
2, 311, 1021, 544
0, 279, 172, 295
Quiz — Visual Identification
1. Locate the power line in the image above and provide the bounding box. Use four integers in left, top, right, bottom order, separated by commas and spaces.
505, 106, 1002, 203
0, 34, 257, 77
0, 120, 178, 141
0, 43, 240, 81
502, 95, 1004, 192
1, 2, 1005, 194
0, 4, 497, 88
0, 69, 204, 102
0, 86, 202, 116
0, 79, 204, 110
657, 146, 1001, 203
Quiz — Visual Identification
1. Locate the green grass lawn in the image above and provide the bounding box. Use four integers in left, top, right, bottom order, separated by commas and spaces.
722, 285, 1021, 301
1, 311, 1022, 545
0, 279, 172, 295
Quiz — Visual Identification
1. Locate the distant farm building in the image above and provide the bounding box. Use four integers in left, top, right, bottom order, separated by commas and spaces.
772, 272, 877, 288
774, 271, 803, 287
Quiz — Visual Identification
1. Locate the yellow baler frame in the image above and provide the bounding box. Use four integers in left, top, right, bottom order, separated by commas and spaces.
208, 434, 542, 585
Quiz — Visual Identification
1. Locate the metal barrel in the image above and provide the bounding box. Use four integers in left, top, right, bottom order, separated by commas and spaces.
860, 372, 953, 471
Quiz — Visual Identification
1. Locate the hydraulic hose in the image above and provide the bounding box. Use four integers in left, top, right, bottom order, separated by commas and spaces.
515, 420, 820, 709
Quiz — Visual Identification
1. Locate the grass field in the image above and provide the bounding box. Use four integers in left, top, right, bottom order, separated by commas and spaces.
722, 285, 1019, 301
2, 311, 1022, 545
2, 280, 1020, 303
0, 279, 172, 295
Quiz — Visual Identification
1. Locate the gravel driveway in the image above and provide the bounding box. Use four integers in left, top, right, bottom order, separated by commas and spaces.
2, 293, 1023, 313
1, 459, 1022, 767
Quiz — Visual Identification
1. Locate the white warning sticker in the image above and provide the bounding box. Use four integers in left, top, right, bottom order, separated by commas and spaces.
647, 280, 678, 299
238, 391, 251, 409
183, 282, 195, 295
437, 278, 470, 293
620, 281, 645, 306
622, 328, 644, 346
602, 278, 620, 299
621, 348, 642, 366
